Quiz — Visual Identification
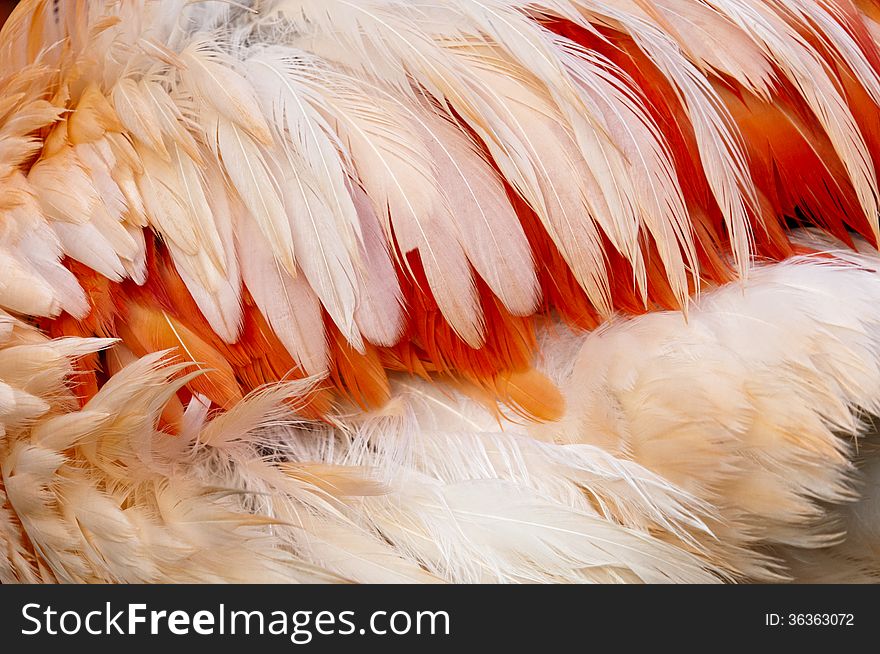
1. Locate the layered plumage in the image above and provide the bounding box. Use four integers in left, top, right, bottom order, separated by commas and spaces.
4, 239, 880, 582
2, 0, 880, 582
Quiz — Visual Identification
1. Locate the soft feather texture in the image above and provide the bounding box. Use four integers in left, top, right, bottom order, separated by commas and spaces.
3, 0, 880, 584
2, 0, 880, 410
4, 241, 880, 583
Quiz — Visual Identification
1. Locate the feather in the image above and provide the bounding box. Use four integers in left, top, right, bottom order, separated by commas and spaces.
236, 210, 328, 375
350, 182, 406, 347
179, 37, 273, 145
111, 77, 169, 157
211, 115, 297, 274
119, 303, 242, 409
413, 105, 540, 316
702, 0, 880, 239
27, 147, 97, 225
245, 47, 366, 347
330, 81, 485, 345
569, 0, 759, 274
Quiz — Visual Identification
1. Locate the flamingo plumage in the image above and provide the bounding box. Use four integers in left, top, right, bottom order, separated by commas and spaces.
0, 0, 879, 583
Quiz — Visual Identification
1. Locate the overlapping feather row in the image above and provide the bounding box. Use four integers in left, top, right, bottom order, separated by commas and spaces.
0, 0, 878, 410
2, 0, 880, 583
2, 239, 880, 582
